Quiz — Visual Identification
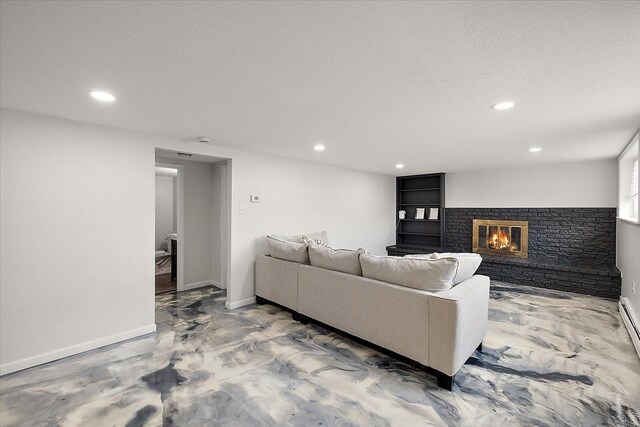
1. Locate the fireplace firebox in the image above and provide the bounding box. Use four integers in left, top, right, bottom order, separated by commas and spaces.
472, 219, 528, 258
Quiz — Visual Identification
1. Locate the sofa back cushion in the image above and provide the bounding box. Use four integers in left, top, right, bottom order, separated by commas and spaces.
309, 244, 364, 276
360, 254, 458, 291
271, 234, 304, 244
405, 252, 482, 285
266, 235, 309, 264
430, 253, 482, 285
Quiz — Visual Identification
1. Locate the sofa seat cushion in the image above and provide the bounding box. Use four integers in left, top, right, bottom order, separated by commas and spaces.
266, 235, 309, 264
406, 252, 482, 285
309, 244, 364, 276
360, 254, 458, 292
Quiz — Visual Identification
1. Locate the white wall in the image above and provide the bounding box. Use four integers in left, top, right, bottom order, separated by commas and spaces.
617, 133, 640, 346
0, 109, 395, 374
227, 151, 396, 307
618, 220, 640, 321
211, 161, 228, 288
446, 160, 617, 208
155, 175, 175, 251
0, 109, 156, 374
183, 159, 214, 287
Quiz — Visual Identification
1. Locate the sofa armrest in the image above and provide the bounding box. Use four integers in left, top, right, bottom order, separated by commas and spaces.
428, 275, 490, 376
255, 255, 299, 311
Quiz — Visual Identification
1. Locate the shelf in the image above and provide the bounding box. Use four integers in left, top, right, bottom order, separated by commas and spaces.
393, 173, 445, 256
387, 244, 443, 251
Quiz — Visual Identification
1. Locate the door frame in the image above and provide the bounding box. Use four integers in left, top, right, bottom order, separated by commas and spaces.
220, 161, 229, 289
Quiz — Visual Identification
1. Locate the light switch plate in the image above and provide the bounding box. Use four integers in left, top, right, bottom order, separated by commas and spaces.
250, 195, 260, 203
239, 204, 247, 214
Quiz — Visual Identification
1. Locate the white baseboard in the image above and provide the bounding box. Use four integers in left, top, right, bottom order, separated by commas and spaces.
0, 324, 157, 376
211, 280, 226, 289
225, 296, 256, 310
620, 298, 640, 359
183, 280, 213, 291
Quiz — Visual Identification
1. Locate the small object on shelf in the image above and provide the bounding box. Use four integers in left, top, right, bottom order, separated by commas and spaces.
399, 210, 406, 219
428, 208, 439, 220
415, 208, 425, 220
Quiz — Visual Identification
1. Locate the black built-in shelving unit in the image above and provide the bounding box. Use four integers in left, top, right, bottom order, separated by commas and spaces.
386, 173, 445, 256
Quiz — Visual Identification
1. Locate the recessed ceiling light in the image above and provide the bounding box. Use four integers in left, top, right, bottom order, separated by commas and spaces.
89, 90, 116, 102
313, 144, 325, 151
491, 101, 515, 111
395, 163, 404, 169
528, 147, 542, 153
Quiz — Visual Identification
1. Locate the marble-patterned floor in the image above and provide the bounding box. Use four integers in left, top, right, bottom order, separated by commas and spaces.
1, 282, 639, 426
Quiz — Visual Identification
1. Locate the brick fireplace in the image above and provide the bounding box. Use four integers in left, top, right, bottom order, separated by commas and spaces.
446, 208, 621, 299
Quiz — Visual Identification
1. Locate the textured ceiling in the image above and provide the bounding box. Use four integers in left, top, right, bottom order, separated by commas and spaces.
1, 1, 639, 174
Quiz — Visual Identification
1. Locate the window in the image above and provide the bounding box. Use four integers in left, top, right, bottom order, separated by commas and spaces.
619, 131, 640, 223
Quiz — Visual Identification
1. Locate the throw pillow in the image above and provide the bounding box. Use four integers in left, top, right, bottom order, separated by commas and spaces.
302, 231, 330, 247
429, 253, 483, 285
266, 235, 309, 264
271, 234, 304, 244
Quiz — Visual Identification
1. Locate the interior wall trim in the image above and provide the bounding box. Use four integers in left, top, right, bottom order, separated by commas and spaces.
183, 280, 214, 291
211, 280, 225, 289
225, 296, 256, 310
0, 324, 157, 376
620, 298, 640, 359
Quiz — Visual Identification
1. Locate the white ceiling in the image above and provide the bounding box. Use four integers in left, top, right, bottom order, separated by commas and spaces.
1, 1, 639, 175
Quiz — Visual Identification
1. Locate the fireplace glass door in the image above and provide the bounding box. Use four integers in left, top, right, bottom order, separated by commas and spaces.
472, 219, 528, 257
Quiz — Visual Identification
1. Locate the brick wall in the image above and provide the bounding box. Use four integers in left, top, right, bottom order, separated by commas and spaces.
477, 261, 620, 299
445, 208, 617, 265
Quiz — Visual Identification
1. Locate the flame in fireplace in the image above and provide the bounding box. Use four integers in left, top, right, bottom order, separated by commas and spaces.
490, 229, 510, 250
500, 228, 510, 249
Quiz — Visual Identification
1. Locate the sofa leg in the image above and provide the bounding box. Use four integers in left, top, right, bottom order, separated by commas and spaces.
292, 312, 300, 322
436, 373, 455, 391
299, 314, 309, 325
256, 296, 266, 305
477, 342, 483, 352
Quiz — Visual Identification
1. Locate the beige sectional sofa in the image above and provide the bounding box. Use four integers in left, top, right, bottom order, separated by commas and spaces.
255, 236, 490, 390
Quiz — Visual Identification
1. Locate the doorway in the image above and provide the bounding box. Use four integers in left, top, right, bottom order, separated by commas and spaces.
154, 149, 231, 300
154, 164, 179, 294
